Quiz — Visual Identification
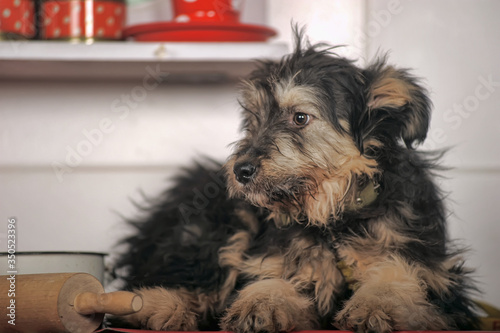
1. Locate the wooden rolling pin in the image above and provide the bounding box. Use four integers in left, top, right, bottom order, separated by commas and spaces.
0, 273, 142, 333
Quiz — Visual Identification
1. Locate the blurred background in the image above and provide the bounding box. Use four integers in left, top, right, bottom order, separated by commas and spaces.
0, 0, 499, 307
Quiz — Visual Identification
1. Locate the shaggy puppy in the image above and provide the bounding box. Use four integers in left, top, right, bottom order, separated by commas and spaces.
112, 31, 478, 332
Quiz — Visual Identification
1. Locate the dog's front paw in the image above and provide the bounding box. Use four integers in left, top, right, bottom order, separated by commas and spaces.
335, 296, 393, 333
122, 287, 198, 331
220, 279, 316, 333
334, 285, 451, 333
222, 301, 297, 333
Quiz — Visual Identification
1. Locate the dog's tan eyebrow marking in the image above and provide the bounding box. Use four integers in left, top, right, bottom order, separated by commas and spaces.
280, 106, 299, 115
272, 80, 322, 118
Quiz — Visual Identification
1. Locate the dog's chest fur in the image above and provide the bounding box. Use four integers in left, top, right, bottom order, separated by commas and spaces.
220, 211, 345, 315
215, 194, 401, 318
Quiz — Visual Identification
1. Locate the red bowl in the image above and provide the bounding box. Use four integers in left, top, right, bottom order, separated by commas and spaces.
0, 0, 35, 39
41, 0, 126, 41
123, 22, 277, 42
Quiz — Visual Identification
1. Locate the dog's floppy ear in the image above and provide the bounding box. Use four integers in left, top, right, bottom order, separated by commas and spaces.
358, 60, 431, 149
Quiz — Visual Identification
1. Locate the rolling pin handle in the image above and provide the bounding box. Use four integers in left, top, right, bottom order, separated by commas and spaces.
74, 291, 143, 316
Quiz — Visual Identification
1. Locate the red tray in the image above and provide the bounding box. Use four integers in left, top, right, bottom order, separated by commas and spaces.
123, 22, 276, 42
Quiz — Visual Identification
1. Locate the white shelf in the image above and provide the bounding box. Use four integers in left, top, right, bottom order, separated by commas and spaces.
0, 41, 289, 81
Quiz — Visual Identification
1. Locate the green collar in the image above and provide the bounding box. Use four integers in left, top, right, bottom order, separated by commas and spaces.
273, 179, 380, 227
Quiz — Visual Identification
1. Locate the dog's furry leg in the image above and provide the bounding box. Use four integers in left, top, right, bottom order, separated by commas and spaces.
221, 279, 317, 333
335, 255, 452, 332
121, 287, 198, 331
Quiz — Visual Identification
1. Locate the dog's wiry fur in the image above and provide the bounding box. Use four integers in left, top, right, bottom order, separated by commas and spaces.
112, 30, 478, 332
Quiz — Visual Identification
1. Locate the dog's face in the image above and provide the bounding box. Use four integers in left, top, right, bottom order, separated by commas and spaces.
225, 38, 431, 227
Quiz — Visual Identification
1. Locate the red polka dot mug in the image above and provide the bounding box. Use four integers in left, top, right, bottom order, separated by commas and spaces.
172, 0, 243, 24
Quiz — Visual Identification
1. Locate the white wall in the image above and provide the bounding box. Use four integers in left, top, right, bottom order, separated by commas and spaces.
268, 0, 366, 60
0, 0, 498, 306
0, 81, 241, 252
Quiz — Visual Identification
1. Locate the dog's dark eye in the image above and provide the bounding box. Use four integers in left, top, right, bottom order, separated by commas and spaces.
293, 113, 310, 127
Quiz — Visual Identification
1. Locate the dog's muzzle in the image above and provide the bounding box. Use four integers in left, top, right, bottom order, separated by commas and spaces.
233, 162, 257, 184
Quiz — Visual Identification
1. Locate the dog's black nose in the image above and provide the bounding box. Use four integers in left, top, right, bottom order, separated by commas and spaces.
233, 162, 257, 184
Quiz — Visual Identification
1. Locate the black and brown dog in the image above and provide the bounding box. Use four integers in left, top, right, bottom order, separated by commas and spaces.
112, 30, 478, 332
